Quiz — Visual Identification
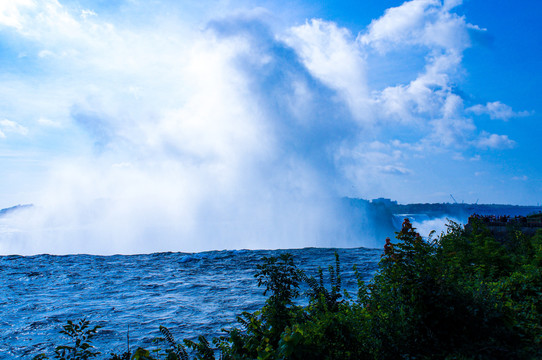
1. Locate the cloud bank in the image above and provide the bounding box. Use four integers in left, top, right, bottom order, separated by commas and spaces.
0, 0, 531, 254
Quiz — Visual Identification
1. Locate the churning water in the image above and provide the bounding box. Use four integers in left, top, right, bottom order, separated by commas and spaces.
0, 247, 381, 359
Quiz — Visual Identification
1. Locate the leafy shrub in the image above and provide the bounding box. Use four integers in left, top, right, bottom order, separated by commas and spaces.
33, 318, 101, 360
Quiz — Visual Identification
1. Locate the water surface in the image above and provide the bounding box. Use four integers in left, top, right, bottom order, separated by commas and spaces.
0, 247, 381, 358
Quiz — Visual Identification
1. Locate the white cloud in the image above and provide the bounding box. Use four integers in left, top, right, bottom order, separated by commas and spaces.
358, 0, 475, 150
475, 132, 515, 149
452, 153, 464, 161
38, 49, 55, 58
426, 93, 476, 147
284, 19, 371, 122
0, 0, 35, 30
0, 119, 29, 137
358, 0, 469, 53
377, 165, 411, 175
430, 116, 475, 147
354, 0, 504, 152
37, 117, 62, 128
80, 9, 96, 19
467, 101, 531, 120
443, 0, 463, 11
334, 140, 414, 197
281, 1, 483, 153
359, 0, 437, 51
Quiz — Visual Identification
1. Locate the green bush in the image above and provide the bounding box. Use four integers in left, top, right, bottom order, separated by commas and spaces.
33, 318, 101, 360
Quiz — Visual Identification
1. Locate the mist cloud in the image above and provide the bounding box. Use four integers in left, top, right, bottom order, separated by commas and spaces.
0, 0, 532, 254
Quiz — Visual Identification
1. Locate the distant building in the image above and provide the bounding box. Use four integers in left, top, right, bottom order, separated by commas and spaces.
372, 198, 398, 206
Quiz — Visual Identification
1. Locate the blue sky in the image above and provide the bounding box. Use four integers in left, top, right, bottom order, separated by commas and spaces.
0, 0, 540, 253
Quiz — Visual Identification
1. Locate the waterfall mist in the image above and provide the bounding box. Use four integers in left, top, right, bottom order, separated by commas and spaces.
0, 0, 502, 254
0, 9, 374, 255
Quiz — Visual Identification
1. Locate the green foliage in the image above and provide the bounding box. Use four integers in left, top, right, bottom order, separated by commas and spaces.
300, 252, 343, 313
256, 254, 300, 302
131, 347, 158, 360
254, 253, 302, 347
277, 303, 371, 360
160, 326, 189, 360
35, 221, 542, 359
212, 254, 303, 360
184, 335, 215, 360
33, 318, 101, 360
531, 229, 542, 267
108, 352, 131, 360
363, 219, 538, 359
438, 218, 513, 280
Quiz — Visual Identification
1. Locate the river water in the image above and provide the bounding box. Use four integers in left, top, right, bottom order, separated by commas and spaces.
0, 247, 381, 359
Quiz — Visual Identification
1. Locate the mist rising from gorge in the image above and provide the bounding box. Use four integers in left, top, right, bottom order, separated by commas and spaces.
0, 0, 521, 255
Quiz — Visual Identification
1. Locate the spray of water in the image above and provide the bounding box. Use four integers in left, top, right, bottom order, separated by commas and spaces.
0, 1, 486, 254
0, 9, 374, 255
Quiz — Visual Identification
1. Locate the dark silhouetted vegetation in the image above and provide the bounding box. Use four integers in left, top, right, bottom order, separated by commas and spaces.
34, 220, 541, 359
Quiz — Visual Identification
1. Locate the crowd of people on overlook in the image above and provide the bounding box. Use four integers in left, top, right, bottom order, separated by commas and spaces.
468, 213, 542, 227
383, 214, 542, 256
